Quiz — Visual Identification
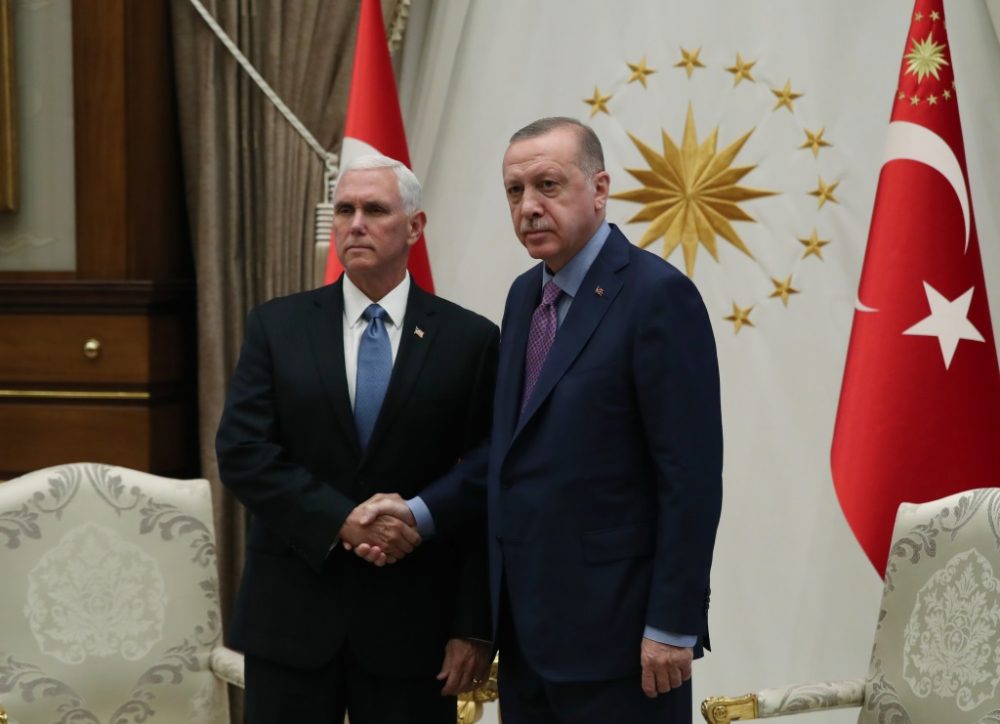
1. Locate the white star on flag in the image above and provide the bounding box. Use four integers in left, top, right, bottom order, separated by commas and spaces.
902, 281, 985, 369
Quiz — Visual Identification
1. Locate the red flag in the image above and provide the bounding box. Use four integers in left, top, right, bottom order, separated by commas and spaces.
323, 0, 434, 290
832, 0, 1000, 576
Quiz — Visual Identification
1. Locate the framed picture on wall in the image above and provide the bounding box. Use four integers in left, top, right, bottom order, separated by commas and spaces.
1, 0, 17, 213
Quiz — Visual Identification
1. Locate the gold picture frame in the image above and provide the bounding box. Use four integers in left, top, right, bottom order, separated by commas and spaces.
0, 0, 17, 212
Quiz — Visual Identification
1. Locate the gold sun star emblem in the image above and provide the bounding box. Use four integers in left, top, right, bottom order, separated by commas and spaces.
904, 33, 949, 82
610, 105, 777, 277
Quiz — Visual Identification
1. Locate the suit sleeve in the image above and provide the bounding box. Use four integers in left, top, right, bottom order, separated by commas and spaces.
216, 306, 356, 573
418, 328, 496, 538
634, 272, 723, 642
443, 320, 498, 640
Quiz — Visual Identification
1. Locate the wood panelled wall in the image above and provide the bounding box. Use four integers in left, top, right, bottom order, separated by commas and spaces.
0, 0, 196, 479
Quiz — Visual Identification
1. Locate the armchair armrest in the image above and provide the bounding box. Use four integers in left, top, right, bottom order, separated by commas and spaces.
701, 678, 864, 722
210, 645, 246, 689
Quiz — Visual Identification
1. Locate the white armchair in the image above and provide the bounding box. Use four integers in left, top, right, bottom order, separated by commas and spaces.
702, 488, 1000, 723
0, 463, 244, 723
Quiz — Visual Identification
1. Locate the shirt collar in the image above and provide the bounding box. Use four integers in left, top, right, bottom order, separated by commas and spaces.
343, 271, 410, 328
542, 221, 611, 298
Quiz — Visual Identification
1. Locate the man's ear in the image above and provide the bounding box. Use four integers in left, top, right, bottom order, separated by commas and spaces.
408, 210, 427, 246
593, 171, 611, 212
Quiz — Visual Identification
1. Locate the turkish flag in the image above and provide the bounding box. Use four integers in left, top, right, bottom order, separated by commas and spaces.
831, 0, 1000, 576
323, 0, 434, 290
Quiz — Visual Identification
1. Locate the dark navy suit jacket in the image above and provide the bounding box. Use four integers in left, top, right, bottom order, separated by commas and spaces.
424, 225, 723, 682
216, 280, 498, 678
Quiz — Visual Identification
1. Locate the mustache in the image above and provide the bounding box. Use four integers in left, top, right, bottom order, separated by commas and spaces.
520, 218, 550, 234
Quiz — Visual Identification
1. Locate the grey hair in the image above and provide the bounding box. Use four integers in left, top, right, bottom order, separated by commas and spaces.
509, 117, 605, 178
337, 154, 422, 215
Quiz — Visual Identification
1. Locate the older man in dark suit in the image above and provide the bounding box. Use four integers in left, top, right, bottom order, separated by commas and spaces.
216, 155, 497, 723
359, 118, 723, 723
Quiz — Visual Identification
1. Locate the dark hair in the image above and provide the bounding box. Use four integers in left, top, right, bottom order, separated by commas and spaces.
509, 117, 605, 177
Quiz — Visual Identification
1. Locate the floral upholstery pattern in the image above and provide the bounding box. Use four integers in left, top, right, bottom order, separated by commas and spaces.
701, 488, 1000, 723
0, 463, 238, 724
861, 488, 1000, 724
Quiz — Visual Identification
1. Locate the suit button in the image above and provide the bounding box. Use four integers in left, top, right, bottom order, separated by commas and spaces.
500, 480, 512, 489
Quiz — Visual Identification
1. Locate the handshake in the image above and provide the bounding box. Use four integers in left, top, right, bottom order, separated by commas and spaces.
338, 493, 420, 566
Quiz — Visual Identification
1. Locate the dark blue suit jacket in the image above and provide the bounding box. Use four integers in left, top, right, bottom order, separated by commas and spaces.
425, 225, 722, 682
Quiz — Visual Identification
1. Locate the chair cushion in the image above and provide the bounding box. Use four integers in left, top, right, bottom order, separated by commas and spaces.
860, 488, 1000, 724
0, 463, 230, 723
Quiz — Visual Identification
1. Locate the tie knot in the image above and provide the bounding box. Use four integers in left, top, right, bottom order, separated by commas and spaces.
363, 304, 389, 323
541, 280, 562, 307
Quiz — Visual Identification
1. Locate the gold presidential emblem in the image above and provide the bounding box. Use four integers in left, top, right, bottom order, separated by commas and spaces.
611, 105, 776, 277
583, 49, 841, 333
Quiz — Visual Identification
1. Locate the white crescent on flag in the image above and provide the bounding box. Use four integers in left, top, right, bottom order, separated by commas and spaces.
881, 120, 970, 253
855, 120, 972, 314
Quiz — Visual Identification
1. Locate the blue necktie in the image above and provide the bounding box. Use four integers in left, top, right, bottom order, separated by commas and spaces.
354, 304, 392, 450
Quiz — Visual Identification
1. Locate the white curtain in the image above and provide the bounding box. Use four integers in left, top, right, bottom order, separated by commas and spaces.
400, 1, 1000, 721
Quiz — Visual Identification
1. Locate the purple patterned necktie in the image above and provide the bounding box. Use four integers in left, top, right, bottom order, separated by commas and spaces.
521, 280, 562, 412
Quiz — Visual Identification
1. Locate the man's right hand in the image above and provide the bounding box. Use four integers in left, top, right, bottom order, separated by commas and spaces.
343, 492, 418, 566
338, 502, 420, 566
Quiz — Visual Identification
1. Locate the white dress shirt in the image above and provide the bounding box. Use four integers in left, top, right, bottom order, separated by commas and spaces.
342, 272, 410, 408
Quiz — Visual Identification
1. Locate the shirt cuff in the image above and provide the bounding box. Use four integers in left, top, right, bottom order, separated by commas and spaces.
407, 496, 436, 539
643, 626, 697, 648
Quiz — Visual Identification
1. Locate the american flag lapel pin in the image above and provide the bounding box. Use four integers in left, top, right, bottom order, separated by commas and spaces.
595, 286, 604, 297
414, 326, 425, 339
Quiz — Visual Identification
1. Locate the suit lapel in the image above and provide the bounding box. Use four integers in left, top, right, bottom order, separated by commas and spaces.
512, 232, 629, 441
363, 283, 436, 457
306, 281, 361, 456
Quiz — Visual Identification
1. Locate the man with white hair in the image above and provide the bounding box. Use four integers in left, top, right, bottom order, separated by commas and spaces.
216, 155, 497, 723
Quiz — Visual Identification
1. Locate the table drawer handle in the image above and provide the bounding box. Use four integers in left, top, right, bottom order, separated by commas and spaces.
83, 338, 101, 360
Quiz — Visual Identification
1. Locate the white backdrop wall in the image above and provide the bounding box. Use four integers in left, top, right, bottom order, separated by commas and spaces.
399, 1, 1000, 721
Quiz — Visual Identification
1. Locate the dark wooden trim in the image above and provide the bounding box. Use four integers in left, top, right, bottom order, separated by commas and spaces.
124, 0, 188, 279
0, 279, 194, 312
0, 270, 76, 281
72, 0, 128, 278
0, 0, 17, 212
70, 0, 190, 280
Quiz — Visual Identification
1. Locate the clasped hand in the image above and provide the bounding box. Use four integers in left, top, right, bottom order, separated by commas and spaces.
339, 492, 419, 566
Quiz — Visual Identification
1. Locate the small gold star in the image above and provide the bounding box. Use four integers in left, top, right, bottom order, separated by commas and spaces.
910, 94, 921, 106
725, 53, 756, 86
898, 90, 906, 101
627, 56, 657, 87
583, 86, 612, 117
771, 80, 803, 112
674, 47, 705, 78
927, 94, 939, 105
798, 229, 830, 260
914, 11, 924, 21
724, 303, 754, 334
930, 10, 941, 21
769, 275, 800, 306
800, 128, 832, 158
809, 177, 839, 208
943, 89, 953, 100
